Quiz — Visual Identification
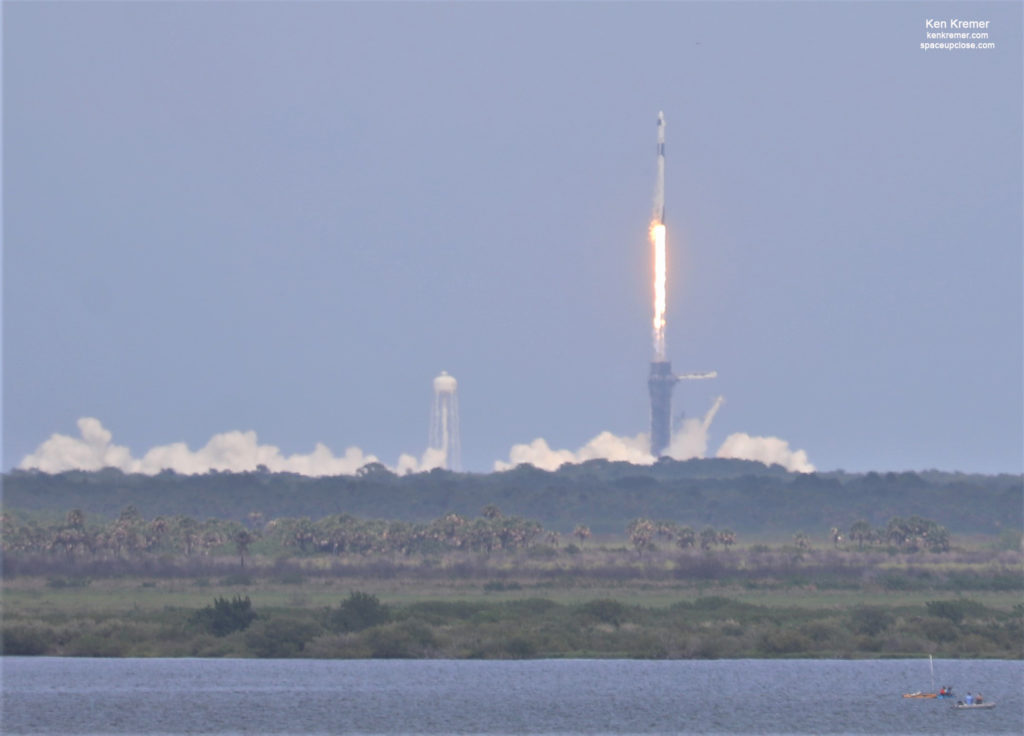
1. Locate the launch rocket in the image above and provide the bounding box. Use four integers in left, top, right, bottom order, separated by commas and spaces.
647, 110, 716, 457
654, 111, 665, 224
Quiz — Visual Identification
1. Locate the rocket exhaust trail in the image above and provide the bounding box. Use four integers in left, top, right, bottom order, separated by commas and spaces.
651, 223, 667, 360
651, 111, 667, 361
648, 110, 673, 456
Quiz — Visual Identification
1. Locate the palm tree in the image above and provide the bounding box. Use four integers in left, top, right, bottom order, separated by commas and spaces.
178, 517, 200, 557
573, 524, 591, 548
52, 526, 85, 561
885, 517, 909, 549
66, 509, 85, 530
717, 529, 736, 549
146, 517, 169, 551
829, 527, 843, 548
655, 521, 678, 543
234, 529, 253, 568
793, 531, 810, 551
699, 526, 718, 551
199, 526, 225, 557
675, 526, 696, 551
467, 518, 496, 553
292, 518, 315, 554
481, 504, 502, 520
849, 520, 872, 550
924, 525, 951, 553
627, 518, 656, 558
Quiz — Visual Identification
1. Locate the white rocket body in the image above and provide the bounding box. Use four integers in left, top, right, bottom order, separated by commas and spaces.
653, 111, 665, 224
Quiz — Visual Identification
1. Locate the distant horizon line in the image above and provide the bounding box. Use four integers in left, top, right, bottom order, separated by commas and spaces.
4, 460, 1021, 479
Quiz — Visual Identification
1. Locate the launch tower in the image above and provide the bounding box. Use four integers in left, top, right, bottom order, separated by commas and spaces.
429, 371, 462, 471
648, 360, 677, 457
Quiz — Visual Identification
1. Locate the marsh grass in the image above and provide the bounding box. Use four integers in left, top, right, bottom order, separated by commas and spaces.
2, 572, 1021, 659
3, 539, 1020, 659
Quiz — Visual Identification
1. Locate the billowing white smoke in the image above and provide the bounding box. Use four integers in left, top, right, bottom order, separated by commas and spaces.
396, 447, 448, 475
495, 396, 728, 471
716, 432, 815, 473
494, 395, 814, 473
494, 431, 654, 472
665, 395, 724, 460
21, 409, 815, 477
18, 418, 408, 476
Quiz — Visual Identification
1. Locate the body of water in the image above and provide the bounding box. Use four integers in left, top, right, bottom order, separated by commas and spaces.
2, 657, 1021, 735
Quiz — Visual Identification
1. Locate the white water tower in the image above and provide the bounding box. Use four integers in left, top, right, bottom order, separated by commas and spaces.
429, 371, 462, 471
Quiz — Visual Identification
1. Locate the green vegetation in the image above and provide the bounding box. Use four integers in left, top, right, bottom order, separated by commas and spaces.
2, 463, 1020, 659
2, 581, 1020, 659
4, 461, 1020, 536
2, 506, 1021, 659
189, 595, 257, 636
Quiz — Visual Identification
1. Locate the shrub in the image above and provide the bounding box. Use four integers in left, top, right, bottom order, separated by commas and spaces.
926, 599, 985, 624
503, 636, 537, 658
189, 595, 257, 637
328, 591, 391, 633
245, 617, 323, 657
918, 616, 959, 642
364, 620, 436, 658
849, 606, 892, 636
799, 621, 848, 648
758, 629, 812, 655
1, 624, 52, 655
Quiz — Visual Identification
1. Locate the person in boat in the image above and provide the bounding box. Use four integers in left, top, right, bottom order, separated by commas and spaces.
965, 693, 973, 705
975, 694, 983, 704
939, 687, 947, 696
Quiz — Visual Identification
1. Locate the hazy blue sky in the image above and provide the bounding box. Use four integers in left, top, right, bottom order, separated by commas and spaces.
4, 1, 1022, 474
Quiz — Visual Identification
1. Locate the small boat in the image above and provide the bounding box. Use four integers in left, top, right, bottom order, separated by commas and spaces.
953, 702, 995, 710
902, 655, 945, 699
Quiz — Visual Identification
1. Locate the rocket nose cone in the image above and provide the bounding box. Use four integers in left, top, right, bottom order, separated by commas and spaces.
657, 111, 665, 124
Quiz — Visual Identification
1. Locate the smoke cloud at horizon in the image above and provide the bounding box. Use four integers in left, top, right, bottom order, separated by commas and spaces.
18, 412, 814, 477
493, 396, 815, 474
716, 432, 814, 473
17, 418, 446, 477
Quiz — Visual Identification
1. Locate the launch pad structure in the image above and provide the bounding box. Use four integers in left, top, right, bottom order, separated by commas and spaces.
646, 112, 715, 457
648, 360, 677, 457
429, 371, 462, 471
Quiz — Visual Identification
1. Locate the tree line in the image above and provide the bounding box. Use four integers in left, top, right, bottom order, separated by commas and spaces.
4, 459, 1019, 536
3, 505, 966, 575
0, 505, 546, 566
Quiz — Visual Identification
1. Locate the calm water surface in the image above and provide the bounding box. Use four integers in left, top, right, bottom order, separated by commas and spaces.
2, 658, 1021, 735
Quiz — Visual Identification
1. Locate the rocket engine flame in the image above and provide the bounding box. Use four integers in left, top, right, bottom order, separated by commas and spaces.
651, 221, 667, 359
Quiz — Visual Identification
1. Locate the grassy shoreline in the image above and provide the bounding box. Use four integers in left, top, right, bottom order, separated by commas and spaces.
3, 568, 1021, 660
